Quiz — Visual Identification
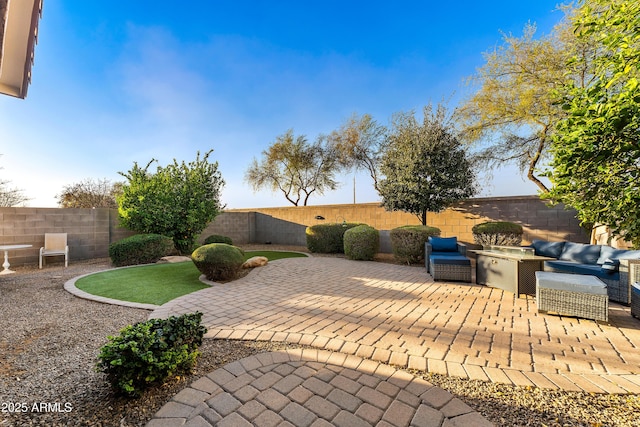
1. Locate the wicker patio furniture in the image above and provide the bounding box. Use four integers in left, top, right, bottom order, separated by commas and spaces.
535, 271, 608, 322
632, 283, 640, 319
425, 237, 472, 283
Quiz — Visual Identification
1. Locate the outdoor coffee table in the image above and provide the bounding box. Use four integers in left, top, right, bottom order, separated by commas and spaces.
0, 244, 32, 275
535, 271, 608, 322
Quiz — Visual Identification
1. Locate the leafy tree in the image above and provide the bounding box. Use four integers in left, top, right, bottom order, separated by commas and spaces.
328, 113, 387, 191
57, 178, 122, 208
546, 0, 640, 247
458, 13, 596, 193
245, 129, 339, 206
378, 105, 477, 225
0, 155, 29, 207
117, 150, 224, 254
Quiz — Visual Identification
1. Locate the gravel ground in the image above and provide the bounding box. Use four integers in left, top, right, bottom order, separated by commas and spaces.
0, 252, 639, 427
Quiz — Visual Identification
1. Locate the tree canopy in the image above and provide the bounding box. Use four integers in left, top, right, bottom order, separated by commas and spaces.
378, 105, 477, 225
57, 178, 122, 208
458, 11, 595, 192
117, 150, 224, 254
546, 0, 640, 246
245, 130, 340, 206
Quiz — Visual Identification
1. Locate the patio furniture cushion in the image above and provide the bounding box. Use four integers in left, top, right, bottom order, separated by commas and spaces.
600, 258, 620, 274
428, 237, 458, 252
536, 271, 607, 295
597, 246, 628, 264
545, 260, 619, 281
429, 254, 470, 265
531, 240, 565, 258
558, 242, 601, 265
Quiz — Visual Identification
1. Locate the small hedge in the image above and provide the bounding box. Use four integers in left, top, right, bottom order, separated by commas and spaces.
108, 234, 175, 267
191, 243, 245, 281
472, 221, 523, 246
344, 225, 379, 261
390, 225, 441, 264
96, 312, 207, 397
203, 234, 233, 245
306, 222, 362, 253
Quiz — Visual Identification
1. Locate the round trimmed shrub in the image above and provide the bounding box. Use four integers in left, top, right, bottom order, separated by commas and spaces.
306, 222, 362, 253
203, 234, 233, 245
191, 243, 245, 281
344, 225, 379, 261
109, 234, 175, 267
472, 221, 523, 247
390, 225, 441, 264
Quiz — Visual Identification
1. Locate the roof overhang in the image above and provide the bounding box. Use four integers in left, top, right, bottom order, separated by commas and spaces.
0, 0, 42, 99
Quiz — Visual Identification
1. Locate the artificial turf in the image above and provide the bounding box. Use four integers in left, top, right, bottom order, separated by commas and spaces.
74, 250, 307, 305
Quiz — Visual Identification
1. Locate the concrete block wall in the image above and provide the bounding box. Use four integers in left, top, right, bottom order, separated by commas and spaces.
209, 196, 589, 251
198, 211, 256, 245
0, 207, 120, 267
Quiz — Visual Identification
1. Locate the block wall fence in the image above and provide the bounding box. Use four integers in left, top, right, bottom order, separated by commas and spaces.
0, 196, 589, 268
200, 195, 590, 253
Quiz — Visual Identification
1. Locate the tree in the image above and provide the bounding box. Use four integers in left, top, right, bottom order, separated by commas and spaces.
0, 155, 29, 207
245, 129, 340, 206
328, 113, 387, 191
57, 178, 123, 208
378, 105, 477, 225
458, 13, 595, 193
546, 0, 640, 247
117, 150, 224, 254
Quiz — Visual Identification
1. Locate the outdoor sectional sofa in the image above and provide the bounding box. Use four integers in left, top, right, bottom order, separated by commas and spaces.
531, 239, 640, 305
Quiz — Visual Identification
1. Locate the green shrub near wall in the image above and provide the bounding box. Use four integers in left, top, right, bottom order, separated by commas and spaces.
472, 221, 523, 247
203, 234, 233, 245
108, 234, 175, 267
390, 225, 441, 264
306, 222, 362, 253
344, 225, 379, 261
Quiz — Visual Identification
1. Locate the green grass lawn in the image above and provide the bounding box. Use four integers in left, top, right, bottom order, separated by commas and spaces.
75, 250, 307, 305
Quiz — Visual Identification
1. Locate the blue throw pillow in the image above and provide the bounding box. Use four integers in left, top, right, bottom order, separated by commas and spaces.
559, 242, 601, 264
429, 236, 458, 252
600, 258, 620, 275
531, 240, 565, 258
597, 246, 628, 264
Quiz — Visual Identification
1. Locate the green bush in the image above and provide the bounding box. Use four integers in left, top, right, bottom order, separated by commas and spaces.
306, 223, 362, 253
344, 225, 379, 261
203, 234, 233, 245
390, 225, 441, 264
191, 243, 245, 281
472, 221, 523, 246
96, 312, 207, 397
108, 234, 175, 267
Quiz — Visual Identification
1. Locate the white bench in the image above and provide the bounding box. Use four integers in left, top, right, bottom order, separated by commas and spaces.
535, 271, 608, 322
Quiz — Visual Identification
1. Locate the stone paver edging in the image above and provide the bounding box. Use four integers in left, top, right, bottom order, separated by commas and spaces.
147, 348, 492, 427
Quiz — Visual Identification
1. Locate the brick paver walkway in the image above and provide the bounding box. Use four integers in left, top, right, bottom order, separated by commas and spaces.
142, 257, 640, 425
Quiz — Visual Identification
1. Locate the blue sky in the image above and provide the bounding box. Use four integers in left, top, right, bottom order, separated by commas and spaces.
1, 1, 563, 208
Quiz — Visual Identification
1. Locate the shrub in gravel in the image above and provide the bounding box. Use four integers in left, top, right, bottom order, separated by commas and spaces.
191, 243, 245, 281
108, 234, 175, 267
390, 225, 441, 264
97, 312, 207, 397
202, 234, 233, 245
344, 225, 379, 261
472, 221, 523, 246
306, 222, 362, 253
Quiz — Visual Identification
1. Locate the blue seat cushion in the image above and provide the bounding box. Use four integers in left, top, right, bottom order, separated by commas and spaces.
531, 240, 565, 258
544, 260, 619, 281
430, 254, 470, 266
558, 242, 601, 265
601, 258, 620, 274
428, 237, 458, 252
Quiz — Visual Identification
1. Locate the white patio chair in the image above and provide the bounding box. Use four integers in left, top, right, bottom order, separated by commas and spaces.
39, 233, 69, 268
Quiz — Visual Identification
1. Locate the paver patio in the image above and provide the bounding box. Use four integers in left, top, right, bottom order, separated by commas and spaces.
149, 257, 640, 393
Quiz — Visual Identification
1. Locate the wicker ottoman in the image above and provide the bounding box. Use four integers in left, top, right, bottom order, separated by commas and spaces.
632, 283, 640, 319
429, 255, 472, 282
535, 271, 608, 322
